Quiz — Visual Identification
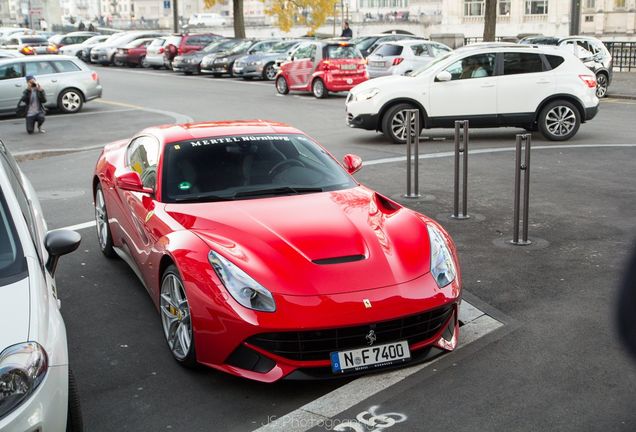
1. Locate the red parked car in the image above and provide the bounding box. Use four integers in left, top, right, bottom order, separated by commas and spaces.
92, 121, 461, 382
164, 33, 219, 66
113, 37, 155, 67
276, 41, 368, 98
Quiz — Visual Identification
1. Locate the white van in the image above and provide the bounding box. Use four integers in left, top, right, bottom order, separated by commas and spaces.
188, 13, 227, 27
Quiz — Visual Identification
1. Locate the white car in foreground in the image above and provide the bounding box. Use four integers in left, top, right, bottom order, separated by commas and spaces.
0, 140, 82, 430
346, 43, 600, 143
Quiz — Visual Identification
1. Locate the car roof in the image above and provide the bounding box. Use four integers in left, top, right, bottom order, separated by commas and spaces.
380, 39, 443, 46
0, 54, 80, 64
140, 120, 302, 144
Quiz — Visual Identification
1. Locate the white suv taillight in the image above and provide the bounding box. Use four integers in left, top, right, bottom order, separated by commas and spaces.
579, 74, 597, 88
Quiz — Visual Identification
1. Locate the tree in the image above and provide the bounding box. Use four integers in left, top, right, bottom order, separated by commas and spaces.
266, 0, 338, 34
483, 0, 497, 41
204, 0, 246, 38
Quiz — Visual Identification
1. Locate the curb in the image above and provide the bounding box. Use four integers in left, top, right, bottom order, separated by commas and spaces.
607, 93, 636, 100
13, 144, 105, 162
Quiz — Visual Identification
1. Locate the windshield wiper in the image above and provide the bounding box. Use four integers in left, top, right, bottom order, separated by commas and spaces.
234, 186, 324, 198
173, 193, 233, 203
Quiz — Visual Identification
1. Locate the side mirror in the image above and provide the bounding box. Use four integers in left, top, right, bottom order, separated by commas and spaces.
116, 170, 153, 194
248, 49, 255, 54
435, 70, 452, 82
45, 230, 81, 276
343, 154, 362, 174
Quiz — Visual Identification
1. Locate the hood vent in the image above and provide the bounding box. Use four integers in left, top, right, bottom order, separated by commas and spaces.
312, 254, 366, 265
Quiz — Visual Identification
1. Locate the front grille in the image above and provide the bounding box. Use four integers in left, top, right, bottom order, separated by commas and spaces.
247, 304, 453, 361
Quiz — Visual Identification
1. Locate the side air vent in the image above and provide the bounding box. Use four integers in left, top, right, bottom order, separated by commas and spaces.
312, 255, 366, 265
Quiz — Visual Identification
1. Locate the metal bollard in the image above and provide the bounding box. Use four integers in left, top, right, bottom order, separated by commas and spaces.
403, 109, 420, 198
451, 120, 470, 219
511, 134, 532, 245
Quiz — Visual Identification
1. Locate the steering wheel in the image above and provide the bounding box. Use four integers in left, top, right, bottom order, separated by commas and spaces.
268, 159, 305, 176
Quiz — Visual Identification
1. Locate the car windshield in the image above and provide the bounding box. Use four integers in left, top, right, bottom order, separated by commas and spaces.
0, 187, 26, 286
83, 35, 107, 45
350, 36, 377, 51
325, 45, 362, 59
162, 134, 357, 203
410, 51, 454, 76
268, 41, 299, 53
202, 39, 233, 52
228, 40, 254, 54
165, 36, 182, 46
49, 34, 64, 44
20, 37, 47, 44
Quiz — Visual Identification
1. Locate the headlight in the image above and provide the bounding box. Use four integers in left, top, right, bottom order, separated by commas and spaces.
0, 342, 48, 418
217, 57, 227, 63
356, 88, 380, 101
427, 224, 457, 288
208, 251, 276, 312
250, 60, 263, 66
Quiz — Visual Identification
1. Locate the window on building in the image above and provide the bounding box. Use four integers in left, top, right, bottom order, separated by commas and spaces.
464, 0, 485, 16
585, 15, 594, 22
615, 0, 626, 8
584, 0, 595, 8
525, 0, 548, 14
499, 0, 511, 15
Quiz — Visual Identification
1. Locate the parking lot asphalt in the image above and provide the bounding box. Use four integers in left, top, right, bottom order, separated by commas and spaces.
4, 66, 636, 431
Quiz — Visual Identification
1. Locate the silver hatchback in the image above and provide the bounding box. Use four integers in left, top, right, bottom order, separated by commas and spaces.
0, 55, 102, 115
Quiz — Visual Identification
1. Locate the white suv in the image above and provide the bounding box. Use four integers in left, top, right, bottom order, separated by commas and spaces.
345, 44, 600, 143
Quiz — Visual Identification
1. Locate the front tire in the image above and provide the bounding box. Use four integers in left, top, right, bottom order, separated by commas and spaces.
382, 103, 420, 144
58, 88, 84, 113
275, 75, 289, 94
595, 72, 608, 98
538, 100, 581, 141
160, 265, 197, 368
66, 369, 83, 432
94, 183, 116, 258
312, 78, 327, 98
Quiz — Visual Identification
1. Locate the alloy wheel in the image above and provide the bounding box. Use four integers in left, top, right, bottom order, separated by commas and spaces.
264, 64, 276, 80
390, 109, 417, 141
545, 105, 577, 137
596, 74, 608, 98
62, 91, 81, 112
94, 188, 108, 250
160, 273, 192, 361
313, 79, 325, 98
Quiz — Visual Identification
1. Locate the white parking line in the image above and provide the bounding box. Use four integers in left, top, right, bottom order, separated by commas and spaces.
254, 309, 502, 432
99, 67, 272, 86
0, 108, 136, 123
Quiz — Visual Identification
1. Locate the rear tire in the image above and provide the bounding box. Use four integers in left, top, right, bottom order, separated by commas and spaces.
66, 369, 83, 432
312, 78, 328, 98
595, 72, 608, 98
94, 183, 116, 258
58, 89, 84, 113
381, 103, 420, 144
538, 100, 581, 141
276, 75, 289, 94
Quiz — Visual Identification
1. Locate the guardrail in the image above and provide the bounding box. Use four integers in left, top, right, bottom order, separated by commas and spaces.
604, 41, 636, 72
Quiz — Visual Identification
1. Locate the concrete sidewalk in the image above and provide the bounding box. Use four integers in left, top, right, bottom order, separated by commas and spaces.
608, 72, 636, 99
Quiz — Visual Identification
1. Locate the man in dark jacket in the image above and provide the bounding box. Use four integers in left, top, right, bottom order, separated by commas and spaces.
18, 75, 47, 134
341, 21, 353, 38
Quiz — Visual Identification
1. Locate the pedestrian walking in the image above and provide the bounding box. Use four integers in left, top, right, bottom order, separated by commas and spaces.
40, 18, 48, 31
16, 75, 47, 134
341, 21, 353, 38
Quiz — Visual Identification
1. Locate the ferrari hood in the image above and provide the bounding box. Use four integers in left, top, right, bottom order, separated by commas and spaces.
167, 187, 431, 296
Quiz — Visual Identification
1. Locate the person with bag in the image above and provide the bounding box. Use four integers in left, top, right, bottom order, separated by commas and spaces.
16, 75, 47, 134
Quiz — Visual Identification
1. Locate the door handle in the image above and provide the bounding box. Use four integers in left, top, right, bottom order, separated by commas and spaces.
480, 83, 495, 88
51, 79, 58, 83
14, 83, 22, 87
536, 80, 551, 84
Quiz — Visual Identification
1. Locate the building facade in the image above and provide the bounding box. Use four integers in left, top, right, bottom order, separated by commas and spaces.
580, 0, 636, 38
439, 0, 571, 38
